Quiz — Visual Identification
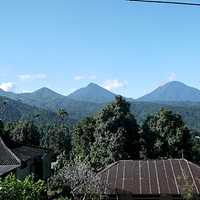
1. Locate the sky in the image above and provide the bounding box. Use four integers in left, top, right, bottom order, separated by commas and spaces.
0, 0, 200, 99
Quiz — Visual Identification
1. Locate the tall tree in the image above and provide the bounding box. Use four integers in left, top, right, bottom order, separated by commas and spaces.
57, 108, 68, 123
3, 100, 8, 123
9, 120, 40, 146
46, 124, 72, 161
90, 95, 140, 169
72, 116, 96, 160
140, 108, 197, 160
0, 119, 4, 135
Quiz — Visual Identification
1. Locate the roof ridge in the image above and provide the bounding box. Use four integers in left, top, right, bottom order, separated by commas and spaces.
97, 160, 121, 173
8, 139, 52, 151
183, 158, 200, 169
0, 136, 22, 164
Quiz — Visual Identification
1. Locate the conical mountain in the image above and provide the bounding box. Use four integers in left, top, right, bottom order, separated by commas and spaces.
67, 83, 116, 103
138, 81, 200, 101
29, 87, 64, 98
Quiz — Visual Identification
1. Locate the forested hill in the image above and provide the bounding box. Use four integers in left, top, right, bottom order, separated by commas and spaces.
130, 100, 200, 131
0, 96, 59, 125
0, 95, 105, 125
1, 82, 200, 131
1, 94, 200, 131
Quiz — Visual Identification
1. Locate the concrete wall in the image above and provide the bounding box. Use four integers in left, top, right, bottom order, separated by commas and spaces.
16, 160, 34, 180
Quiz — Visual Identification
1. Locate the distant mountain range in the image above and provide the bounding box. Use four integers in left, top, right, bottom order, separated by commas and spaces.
1, 81, 200, 105
1, 81, 200, 130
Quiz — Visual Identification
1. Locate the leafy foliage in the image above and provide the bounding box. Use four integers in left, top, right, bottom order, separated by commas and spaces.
140, 108, 199, 161
73, 96, 140, 169
41, 124, 72, 161
5, 120, 40, 146
72, 116, 96, 160
92, 96, 139, 167
177, 169, 195, 200
0, 173, 46, 200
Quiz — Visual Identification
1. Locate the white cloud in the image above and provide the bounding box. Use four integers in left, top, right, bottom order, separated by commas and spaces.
153, 73, 177, 90
0, 82, 17, 92
74, 76, 85, 81
101, 79, 126, 91
22, 90, 31, 93
74, 75, 97, 81
88, 75, 97, 80
70, 87, 77, 93
142, 90, 147, 96
166, 73, 177, 83
2, 67, 10, 76
19, 73, 46, 83
124, 80, 128, 84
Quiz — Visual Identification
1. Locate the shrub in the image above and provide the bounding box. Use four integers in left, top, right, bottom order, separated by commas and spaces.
0, 173, 46, 200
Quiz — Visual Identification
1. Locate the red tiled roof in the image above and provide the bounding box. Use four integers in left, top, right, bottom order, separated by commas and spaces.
97, 159, 200, 195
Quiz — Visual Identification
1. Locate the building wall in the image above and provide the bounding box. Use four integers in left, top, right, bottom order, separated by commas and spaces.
16, 160, 34, 180
42, 153, 52, 179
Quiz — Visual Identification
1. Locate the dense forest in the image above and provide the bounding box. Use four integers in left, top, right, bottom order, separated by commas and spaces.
1, 95, 200, 131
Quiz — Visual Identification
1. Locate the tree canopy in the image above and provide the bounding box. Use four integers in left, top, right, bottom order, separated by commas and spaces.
140, 107, 199, 161
73, 95, 140, 169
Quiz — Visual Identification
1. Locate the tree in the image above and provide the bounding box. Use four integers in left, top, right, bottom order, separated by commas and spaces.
90, 95, 140, 169
45, 124, 72, 161
57, 108, 68, 123
36, 113, 40, 125
9, 120, 40, 146
49, 159, 108, 200
0, 173, 46, 200
72, 116, 96, 160
0, 119, 4, 135
140, 108, 196, 160
3, 100, 8, 122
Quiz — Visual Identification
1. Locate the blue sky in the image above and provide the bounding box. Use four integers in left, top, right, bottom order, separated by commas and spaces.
0, 0, 200, 99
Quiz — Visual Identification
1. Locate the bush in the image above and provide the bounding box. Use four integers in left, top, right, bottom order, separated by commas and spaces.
0, 173, 46, 200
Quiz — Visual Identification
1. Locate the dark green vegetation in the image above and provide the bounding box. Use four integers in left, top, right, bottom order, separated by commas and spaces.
0, 96, 58, 125
1, 92, 200, 131
1, 81, 200, 132
48, 96, 200, 199
73, 96, 140, 169
130, 100, 200, 131
72, 96, 200, 170
0, 173, 46, 200
2, 93, 200, 199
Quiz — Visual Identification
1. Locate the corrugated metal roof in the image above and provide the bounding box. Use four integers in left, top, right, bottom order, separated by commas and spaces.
97, 159, 200, 195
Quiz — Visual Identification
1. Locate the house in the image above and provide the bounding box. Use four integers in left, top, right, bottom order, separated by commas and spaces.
74, 159, 200, 200
0, 135, 52, 181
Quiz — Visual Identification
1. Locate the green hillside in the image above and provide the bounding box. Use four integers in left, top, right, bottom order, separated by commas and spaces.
130, 100, 200, 131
